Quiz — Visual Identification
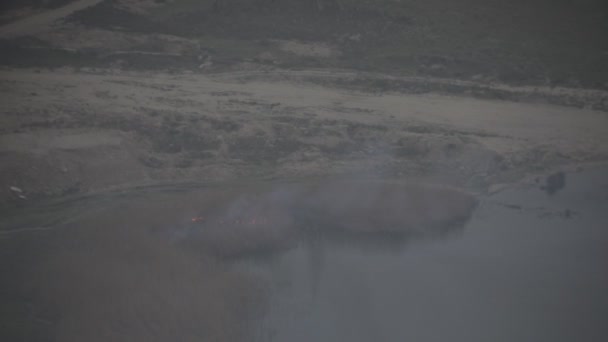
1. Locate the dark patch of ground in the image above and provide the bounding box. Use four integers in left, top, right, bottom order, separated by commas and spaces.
0, 0, 76, 13
2, 0, 607, 89
67, 0, 164, 33
68, 0, 608, 89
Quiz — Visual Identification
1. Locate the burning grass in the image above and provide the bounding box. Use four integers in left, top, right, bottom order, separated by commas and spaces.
176, 188, 300, 258
164, 181, 478, 257
14, 181, 477, 341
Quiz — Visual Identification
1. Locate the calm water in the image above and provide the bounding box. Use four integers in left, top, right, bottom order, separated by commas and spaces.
250, 167, 608, 342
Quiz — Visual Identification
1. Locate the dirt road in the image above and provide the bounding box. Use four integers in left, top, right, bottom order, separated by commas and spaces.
0, 0, 104, 39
